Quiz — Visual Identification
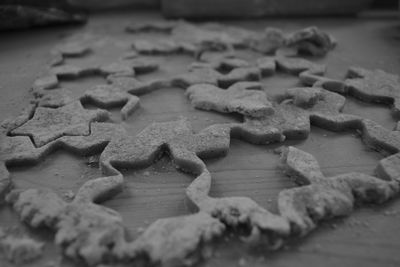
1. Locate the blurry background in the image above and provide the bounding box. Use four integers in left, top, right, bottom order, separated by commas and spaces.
3, 0, 397, 11
0, 0, 398, 28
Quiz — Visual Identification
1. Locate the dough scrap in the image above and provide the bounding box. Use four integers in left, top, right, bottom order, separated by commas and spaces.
285, 26, 336, 56
186, 81, 273, 118
0, 229, 44, 264
278, 146, 399, 235
10, 101, 110, 147
249, 27, 286, 54
6, 188, 126, 266
130, 212, 225, 267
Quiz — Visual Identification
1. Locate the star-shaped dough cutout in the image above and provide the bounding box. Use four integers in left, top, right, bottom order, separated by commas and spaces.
82, 85, 140, 120
10, 101, 110, 147
221, 87, 400, 154
186, 81, 274, 118
345, 66, 400, 116
34, 84, 140, 120
228, 87, 346, 144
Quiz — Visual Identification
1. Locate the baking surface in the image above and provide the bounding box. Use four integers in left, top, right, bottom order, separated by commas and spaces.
0, 11, 400, 267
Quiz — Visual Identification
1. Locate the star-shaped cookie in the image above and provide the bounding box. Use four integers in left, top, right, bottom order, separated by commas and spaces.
345, 67, 400, 116
186, 81, 274, 118
10, 101, 110, 147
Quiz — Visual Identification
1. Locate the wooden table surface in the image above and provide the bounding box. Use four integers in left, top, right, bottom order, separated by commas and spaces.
0, 11, 400, 267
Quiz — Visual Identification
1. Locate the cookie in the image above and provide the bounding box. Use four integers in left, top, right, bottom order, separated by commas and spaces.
50, 64, 97, 79
49, 51, 64, 67
32, 74, 59, 90
125, 21, 177, 33
55, 42, 91, 57
189, 54, 250, 71
131, 39, 194, 56
276, 57, 326, 75
345, 67, 400, 116
1, 103, 37, 134
299, 71, 346, 94
132, 39, 181, 55
186, 63, 261, 89
226, 87, 346, 144
191, 54, 276, 78
3, 123, 124, 168
218, 67, 261, 88
186, 81, 273, 118
123, 58, 159, 74
34, 83, 140, 120
107, 68, 222, 96
248, 27, 286, 54
361, 118, 400, 154
120, 51, 138, 60
10, 101, 110, 147
375, 153, 400, 182
191, 55, 324, 82
256, 56, 277, 76
35, 88, 75, 108
49, 58, 158, 81
172, 68, 221, 88
108, 76, 171, 95
99, 62, 135, 77
126, 21, 336, 57
82, 85, 140, 120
